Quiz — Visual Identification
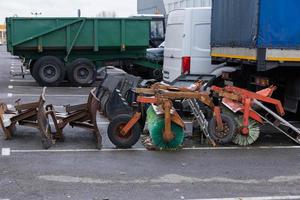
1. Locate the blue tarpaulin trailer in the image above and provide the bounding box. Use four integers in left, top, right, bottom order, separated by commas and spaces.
211, 0, 300, 113
211, 0, 300, 71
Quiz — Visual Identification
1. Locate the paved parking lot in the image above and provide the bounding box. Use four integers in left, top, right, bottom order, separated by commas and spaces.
0, 46, 300, 200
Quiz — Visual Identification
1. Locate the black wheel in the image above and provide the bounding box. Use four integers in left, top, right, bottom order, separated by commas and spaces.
107, 114, 141, 148
67, 58, 96, 86
33, 56, 65, 86
208, 114, 236, 144
29, 60, 38, 81
151, 69, 163, 80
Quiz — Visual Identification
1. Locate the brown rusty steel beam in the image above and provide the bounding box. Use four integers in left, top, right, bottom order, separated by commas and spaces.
65, 103, 88, 113
15, 102, 40, 112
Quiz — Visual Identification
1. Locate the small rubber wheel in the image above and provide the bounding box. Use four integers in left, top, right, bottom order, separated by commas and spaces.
208, 114, 236, 144
67, 58, 96, 86
33, 56, 65, 86
107, 114, 141, 148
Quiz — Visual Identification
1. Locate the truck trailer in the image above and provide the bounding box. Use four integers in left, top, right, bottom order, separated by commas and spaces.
6, 16, 164, 86
211, 0, 300, 113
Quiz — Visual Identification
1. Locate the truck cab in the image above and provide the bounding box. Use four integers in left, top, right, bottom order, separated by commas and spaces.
133, 14, 165, 48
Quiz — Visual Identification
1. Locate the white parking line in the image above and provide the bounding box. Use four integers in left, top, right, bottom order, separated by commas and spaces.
6, 146, 300, 154
8, 93, 88, 97
1, 148, 11, 156
10, 79, 35, 82
187, 196, 300, 200
183, 146, 300, 150
11, 149, 101, 153
8, 85, 92, 89
48, 122, 109, 125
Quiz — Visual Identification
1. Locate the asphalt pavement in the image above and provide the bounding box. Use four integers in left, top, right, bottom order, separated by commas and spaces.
0, 46, 300, 200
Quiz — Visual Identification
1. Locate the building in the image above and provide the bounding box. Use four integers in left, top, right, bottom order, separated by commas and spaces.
137, 0, 166, 15
163, 0, 212, 13
0, 24, 6, 45
137, 0, 212, 15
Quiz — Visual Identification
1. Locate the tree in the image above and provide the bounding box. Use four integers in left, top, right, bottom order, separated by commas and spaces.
96, 11, 116, 18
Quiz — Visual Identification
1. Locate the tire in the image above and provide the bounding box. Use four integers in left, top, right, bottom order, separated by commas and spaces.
208, 114, 236, 145
29, 60, 38, 81
67, 58, 96, 87
151, 69, 163, 80
107, 114, 141, 148
33, 56, 65, 86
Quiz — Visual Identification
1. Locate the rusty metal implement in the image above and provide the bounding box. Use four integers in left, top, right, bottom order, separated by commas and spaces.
45, 88, 102, 149
0, 87, 53, 149
0, 88, 102, 149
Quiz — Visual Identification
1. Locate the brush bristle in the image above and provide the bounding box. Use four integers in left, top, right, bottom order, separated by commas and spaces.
146, 106, 184, 149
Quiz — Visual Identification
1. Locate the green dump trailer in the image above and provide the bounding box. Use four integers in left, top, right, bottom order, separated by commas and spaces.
6, 17, 163, 86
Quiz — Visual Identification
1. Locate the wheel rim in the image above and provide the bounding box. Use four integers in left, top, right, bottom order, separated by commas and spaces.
212, 122, 230, 139
222, 107, 260, 146
73, 65, 94, 84
39, 64, 60, 83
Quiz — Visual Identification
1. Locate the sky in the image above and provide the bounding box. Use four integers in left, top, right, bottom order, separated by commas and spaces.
0, 0, 137, 23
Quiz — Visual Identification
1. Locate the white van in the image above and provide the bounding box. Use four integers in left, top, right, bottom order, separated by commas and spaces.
163, 7, 235, 84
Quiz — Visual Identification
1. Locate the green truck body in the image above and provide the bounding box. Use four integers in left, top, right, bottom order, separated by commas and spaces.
6, 17, 163, 86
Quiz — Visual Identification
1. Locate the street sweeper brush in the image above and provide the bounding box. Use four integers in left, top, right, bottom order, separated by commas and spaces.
146, 105, 184, 149
222, 107, 260, 146
212, 85, 300, 146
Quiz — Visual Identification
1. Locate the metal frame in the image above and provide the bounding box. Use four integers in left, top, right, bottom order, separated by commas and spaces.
211, 85, 284, 135
120, 81, 223, 145
46, 88, 102, 149
0, 88, 54, 148
0, 88, 102, 149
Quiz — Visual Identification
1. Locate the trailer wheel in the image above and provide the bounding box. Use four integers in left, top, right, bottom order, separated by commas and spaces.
33, 56, 65, 86
68, 58, 96, 87
108, 114, 141, 148
208, 114, 236, 144
29, 60, 37, 80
